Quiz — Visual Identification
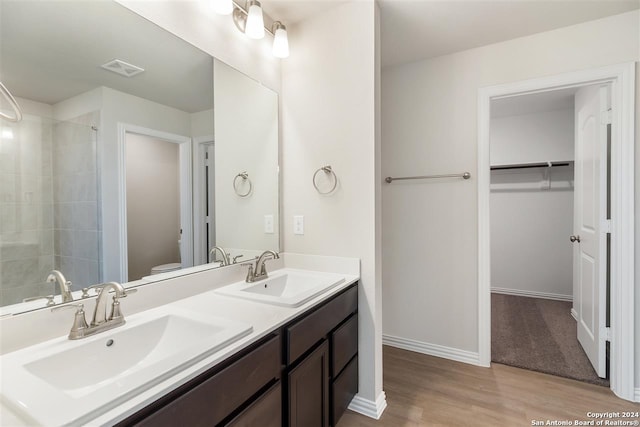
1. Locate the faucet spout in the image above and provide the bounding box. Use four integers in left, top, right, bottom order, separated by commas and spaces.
91, 282, 126, 327
245, 250, 280, 282
46, 270, 73, 303
209, 246, 231, 266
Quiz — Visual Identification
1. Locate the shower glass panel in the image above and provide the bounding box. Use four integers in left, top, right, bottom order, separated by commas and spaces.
0, 112, 100, 306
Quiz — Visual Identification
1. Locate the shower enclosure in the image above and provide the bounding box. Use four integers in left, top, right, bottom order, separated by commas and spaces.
0, 111, 100, 306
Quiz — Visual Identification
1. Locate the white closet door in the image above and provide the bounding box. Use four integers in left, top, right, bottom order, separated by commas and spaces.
573, 85, 608, 378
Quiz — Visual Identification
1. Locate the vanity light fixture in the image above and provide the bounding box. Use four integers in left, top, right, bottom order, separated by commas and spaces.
220, 0, 290, 58
271, 21, 289, 58
244, 0, 265, 39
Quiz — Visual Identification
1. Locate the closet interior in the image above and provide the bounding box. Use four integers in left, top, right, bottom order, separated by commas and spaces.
489, 88, 608, 386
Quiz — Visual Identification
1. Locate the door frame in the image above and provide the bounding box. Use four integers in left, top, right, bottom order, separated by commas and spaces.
117, 123, 193, 282
192, 135, 214, 265
477, 62, 635, 401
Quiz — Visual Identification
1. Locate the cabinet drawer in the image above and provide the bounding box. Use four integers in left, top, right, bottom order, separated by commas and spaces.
135, 335, 280, 427
331, 355, 358, 427
226, 382, 281, 427
331, 314, 358, 377
286, 286, 357, 365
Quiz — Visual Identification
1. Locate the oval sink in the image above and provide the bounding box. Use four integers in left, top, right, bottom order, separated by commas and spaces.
215, 268, 346, 307
1, 306, 252, 426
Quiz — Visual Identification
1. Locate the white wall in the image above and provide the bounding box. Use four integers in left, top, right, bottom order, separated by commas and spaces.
491, 109, 575, 165
281, 0, 383, 410
213, 60, 280, 257
490, 109, 574, 299
381, 10, 639, 386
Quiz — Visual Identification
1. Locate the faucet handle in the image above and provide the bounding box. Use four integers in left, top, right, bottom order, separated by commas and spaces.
120, 288, 137, 298
232, 254, 244, 264
82, 284, 104, 298
51, 303, 89, 340
240, 262, 255, 282
23, 295, 55, 306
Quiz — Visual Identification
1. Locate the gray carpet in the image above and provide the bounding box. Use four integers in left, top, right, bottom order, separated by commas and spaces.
491, 293, 609, 387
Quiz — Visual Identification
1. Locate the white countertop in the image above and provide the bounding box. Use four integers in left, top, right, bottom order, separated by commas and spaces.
0, 253, 360, 426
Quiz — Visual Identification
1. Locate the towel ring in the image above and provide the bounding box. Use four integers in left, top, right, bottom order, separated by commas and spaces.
313, 165, 337, 195
0, 82, 23, 123
233, 171, 252, 197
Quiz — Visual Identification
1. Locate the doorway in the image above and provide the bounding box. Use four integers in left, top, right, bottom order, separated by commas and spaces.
477, 63, 635, 401
117, 124, 193, 282
488, 85, 609, 385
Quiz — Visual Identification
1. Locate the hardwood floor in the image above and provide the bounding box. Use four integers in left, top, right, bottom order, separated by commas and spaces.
337, 346, 639, 427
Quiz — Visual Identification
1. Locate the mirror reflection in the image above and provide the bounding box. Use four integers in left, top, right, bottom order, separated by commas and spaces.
0, 0, 279, 313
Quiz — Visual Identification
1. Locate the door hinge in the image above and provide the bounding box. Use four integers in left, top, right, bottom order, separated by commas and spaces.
604, 327, 611, 342
601, 109, 612, 125
205, 216, 210, 224
602, 219, 612, 234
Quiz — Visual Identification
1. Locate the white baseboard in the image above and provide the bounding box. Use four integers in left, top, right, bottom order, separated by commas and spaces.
348, 391, 387, 419
635, 387, 640, 402
383, 334, 481, 366
491, 287, 573, 302
571, 308, 578, 321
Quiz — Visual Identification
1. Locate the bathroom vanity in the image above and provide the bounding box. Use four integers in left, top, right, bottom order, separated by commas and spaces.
117, 283, 358, 427
0, 256, 360, 427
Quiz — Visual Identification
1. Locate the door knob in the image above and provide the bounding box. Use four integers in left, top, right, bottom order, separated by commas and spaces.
570, 235, 581, 243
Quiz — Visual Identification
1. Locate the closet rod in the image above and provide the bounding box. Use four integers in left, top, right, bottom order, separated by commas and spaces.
490, 161, 572, 171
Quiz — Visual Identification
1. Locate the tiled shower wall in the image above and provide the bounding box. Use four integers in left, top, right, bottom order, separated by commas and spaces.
52, 112, 100, 293
0, 116, 55, 304
0, 111, 100, 306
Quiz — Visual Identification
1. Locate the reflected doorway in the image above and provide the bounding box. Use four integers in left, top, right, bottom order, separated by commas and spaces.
119, 125, 193, 282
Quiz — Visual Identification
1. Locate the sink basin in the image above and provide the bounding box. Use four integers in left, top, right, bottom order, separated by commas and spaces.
0, 306, 252, 426
215, 268, 346, 307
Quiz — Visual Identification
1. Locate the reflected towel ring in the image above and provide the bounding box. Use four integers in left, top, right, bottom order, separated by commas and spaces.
0, 82, 23, 123
313, 165, 337, 195
233, 171, 252, 197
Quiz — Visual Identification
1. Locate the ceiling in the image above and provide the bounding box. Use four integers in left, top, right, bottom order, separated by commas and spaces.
0, 0, 213, 113
379, 0, 639, 67
261, 0, 639, 67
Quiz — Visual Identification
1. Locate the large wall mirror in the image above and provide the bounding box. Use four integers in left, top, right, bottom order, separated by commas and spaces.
0, 0, 280, 314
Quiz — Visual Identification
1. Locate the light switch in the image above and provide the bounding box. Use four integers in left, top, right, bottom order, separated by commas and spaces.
264, 215, 274, 234
293, 215, 304, 235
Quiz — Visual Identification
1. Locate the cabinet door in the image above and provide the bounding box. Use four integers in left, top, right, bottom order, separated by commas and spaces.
226, 382, 281, 427
288, 340, 329, 427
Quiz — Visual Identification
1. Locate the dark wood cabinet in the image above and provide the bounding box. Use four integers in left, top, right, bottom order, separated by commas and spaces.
118, 335, 280, 427
227, 382, 282, 427
287, 340, 330, 427
117, 282, 358, 427
284, 285, 358, 427
331, 355, 358, 426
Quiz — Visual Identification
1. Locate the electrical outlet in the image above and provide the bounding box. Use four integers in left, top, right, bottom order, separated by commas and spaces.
264, 215, 274, 234
293, 215, 304, 235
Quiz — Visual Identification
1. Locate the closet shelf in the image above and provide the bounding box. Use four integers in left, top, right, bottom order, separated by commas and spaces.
490, 161, 574, 171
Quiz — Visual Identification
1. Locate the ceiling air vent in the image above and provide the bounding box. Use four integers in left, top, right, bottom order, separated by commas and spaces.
100, 59, 144, 77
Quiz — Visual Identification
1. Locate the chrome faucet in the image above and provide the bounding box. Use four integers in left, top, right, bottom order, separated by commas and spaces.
52, 282, 135, 340
209, 246, 231, 266
90, 282, 126, 326
46, 270, 73, 303
245, 250, 279, 282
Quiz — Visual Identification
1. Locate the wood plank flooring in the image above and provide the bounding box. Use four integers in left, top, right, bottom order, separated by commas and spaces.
337, 346, 639, 427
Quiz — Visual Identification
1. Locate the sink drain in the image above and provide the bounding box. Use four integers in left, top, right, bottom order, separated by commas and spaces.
106, 339, 114, 347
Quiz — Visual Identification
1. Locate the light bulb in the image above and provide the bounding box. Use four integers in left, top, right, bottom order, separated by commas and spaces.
245, 0, 265, 39
210, 0, 233, 15
272, 22, 289, 58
